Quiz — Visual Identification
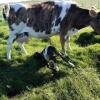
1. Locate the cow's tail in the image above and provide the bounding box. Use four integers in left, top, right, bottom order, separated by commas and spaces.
2, 8, 6, 20
2, 4, 9, 20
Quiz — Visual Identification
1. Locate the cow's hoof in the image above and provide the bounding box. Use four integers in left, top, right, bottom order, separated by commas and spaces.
7, 55, 11, 60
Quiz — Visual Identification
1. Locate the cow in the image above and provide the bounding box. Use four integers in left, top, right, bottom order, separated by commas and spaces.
2, 1, 100, 59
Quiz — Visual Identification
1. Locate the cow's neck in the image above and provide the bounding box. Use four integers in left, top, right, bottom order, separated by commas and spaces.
72, 6, 92, 29
61, 5, 92, 32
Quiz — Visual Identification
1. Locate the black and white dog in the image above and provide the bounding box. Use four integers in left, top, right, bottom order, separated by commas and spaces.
34, 46, 75, 74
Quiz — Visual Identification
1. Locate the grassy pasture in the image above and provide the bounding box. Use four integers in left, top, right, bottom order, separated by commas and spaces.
0, 0, 100, 100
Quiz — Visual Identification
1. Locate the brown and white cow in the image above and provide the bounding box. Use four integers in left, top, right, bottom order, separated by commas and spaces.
2, 1, 100, 59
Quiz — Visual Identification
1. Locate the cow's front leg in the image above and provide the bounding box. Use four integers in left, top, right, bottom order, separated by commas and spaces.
18, 42, 27, 54
7, 34, 16, 59
66, 36, 71, 50
60, 34, 66, 53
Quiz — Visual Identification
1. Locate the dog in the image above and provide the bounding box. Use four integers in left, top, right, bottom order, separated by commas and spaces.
34, 46, 75, 74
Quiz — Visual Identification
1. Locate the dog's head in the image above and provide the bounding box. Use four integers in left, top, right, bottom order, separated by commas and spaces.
41, 46, 57, 61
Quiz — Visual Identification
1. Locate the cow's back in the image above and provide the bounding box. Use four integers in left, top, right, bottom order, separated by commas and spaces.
5, 1, 78, 37
26, 1, 77, 35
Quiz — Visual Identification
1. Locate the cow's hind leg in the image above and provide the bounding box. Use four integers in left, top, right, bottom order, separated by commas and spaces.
18, 42, 27, 54
66, 36, 71, 50
60, 34, 66, 53
7, 34, 16, 59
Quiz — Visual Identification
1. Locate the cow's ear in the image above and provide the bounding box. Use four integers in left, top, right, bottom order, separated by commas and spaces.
89, 7, 98, 17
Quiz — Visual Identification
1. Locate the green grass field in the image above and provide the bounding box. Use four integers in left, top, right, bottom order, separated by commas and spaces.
0, 1, 100, 100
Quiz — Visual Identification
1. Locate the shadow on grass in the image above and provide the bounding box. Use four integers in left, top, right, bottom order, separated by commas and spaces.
0, 54, 66, 97
75, 31, 100, 47
0, 32, 8, 40
96, 54, 100, 73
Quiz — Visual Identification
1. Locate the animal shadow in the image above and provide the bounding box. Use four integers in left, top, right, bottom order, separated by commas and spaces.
96, 53, 100, 73
0, 54, 66, 98
75, 31, 100, 47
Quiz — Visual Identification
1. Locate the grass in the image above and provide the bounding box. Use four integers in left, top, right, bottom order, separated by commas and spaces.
0, 1, 100, 100
75, 0, 100, 9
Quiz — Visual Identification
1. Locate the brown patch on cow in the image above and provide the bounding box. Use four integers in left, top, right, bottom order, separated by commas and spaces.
7, 6, 27, 27
8, 7, 17, 26
60, 4, 92, 33
27, 1, 62, 34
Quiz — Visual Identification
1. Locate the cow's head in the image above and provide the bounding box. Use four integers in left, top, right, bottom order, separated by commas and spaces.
89, 7, 100, 35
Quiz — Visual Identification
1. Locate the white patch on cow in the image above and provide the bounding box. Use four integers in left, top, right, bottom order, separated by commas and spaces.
55, 1, 76, 21
65, 28, 79, 49
51, 18, 57, 32
65, 28, 81, 50
51, 1, 77, 33
52, 18, 56, 26
11, 22, 26, 34
66, 28, 79, 37
3, 4, 10, 19
52, 24, 60, 33
51, 16, 60, 33
11, 3, 25, 12
43, 46, 49, 61
20, 26, 56, 39
27, 18, 29, 23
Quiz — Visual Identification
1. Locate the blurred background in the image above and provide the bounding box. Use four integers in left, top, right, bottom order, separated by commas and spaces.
0, 0, 100, 9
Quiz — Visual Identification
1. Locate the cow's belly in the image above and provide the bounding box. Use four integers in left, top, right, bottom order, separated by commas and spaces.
10, 22, 26, 34
21, 27, 58, 39
30, 32, 56, 39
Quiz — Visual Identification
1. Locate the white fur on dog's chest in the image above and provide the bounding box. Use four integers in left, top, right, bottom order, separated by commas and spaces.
43, 46, 49, 61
